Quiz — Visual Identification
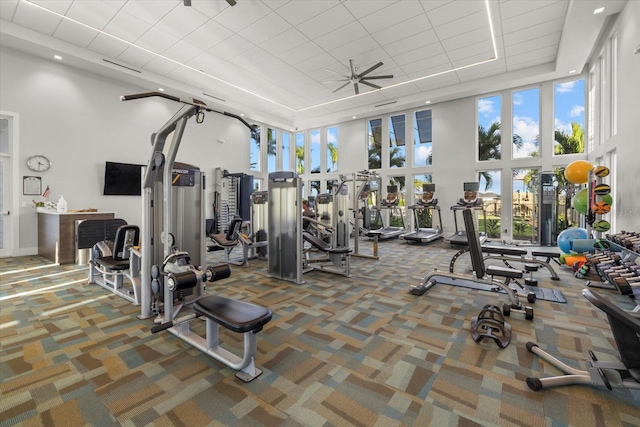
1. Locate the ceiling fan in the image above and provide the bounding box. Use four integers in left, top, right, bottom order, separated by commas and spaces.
183, 0, 236, 6
326, 60, 393, 95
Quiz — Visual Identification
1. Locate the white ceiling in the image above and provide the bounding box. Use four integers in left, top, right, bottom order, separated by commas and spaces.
0, 0, 627, 129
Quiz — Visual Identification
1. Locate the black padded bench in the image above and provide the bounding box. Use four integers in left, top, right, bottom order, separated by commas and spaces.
531, 250, 561, 264
482, 246, 527, 257
194, 296, 272, 333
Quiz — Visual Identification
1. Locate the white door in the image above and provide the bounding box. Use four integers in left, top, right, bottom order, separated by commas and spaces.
0, 114, 15, 257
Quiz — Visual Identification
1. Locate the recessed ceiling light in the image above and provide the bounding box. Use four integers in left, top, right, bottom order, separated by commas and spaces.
158, 87, 165, 91
53, 55, 62, 60
240, 113, 244, 117
425, 101, 431, 104
593, 7, 605, 14
352, 116, 356, 119
568, 69, 577, 74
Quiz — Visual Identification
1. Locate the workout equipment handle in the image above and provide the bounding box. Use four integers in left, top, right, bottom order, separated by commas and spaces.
206, 264, 231, 282
151, 322, 173, 334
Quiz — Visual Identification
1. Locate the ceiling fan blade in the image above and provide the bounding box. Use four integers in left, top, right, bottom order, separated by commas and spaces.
358, 62, 383, 78
361, 74, 393, 80
354, 83, 359, 95
349, 59, 357, 78
226, 0, 237, 6
183, 0, 191, 5
323, 79, 349, 83
360, 80, 382, 90
333, 81, 351, 93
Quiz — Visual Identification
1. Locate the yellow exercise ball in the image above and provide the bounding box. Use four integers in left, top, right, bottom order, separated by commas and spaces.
564, 160, 594, 184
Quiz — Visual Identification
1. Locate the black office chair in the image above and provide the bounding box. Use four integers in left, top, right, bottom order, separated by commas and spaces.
526, 288, 640, 391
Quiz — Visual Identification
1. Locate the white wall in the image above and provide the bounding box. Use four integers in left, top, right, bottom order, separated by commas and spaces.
587, 1, 640, 231
0, 46, 250, 254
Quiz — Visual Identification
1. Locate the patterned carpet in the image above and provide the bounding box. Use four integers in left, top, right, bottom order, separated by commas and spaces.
1, 237, 639, 426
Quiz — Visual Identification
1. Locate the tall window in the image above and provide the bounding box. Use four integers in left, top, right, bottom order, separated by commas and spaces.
282, 132, 291, 171
250, 125, 261, 171
368, 118, 382, 170
414, 110, 432, 166
477, 169, 501, 238
389, 114, 405, 168
512, 168, 538, 242
478, 95, 502, 161
554, 78, 585, 155
588, 66, 596, 153
295, 132, 305, 174
267, 128, 277, 173
310, 129, 320, 174
512, 88, 540, 158
326, 126, 338, 173
611, 34, 618, 136
413, 174, 433, 195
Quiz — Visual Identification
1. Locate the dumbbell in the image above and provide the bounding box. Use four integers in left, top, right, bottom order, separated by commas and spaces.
612, 276, 640, 295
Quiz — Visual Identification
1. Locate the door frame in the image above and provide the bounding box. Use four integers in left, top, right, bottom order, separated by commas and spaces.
1, 111, 20, 258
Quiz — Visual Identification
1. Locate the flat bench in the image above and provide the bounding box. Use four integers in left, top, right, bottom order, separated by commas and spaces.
477, 246, 561, 281
194, 296, 272, 333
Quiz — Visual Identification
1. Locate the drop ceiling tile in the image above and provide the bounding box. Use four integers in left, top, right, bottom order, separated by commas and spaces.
314, 21, 369, 51
413, 71, 459, 91
440, 26, 491, 51
189, 0, 229, 19
207, 34, 254, 61
426, 0, 485, 27
330, 36, 382, 62
507, 54, 556, 71
155, 5, 209, 40
120, 0, 177, 26
0, 0, 18, 21
280, 41, 324, 64
274, 0, 340, 26
104, 10, 152, 44
447, 39, 495, 62
433, 10, 488, 40
419, 0, 454, 13
87, 33, 129, 58
239, 10, 291, 44
259, 27, 309, 55
213, 0, 272, 33
142, 56, 180, 76
359, 1, 425, 34
229, 47, 272, 70
499, 0, 565, 20
293, 52, 337, 74
399, 52, 450, 75
501, 1, 568, 34
503, 17, 564, 44
12, 1, 63, 35
263, 1, 292, 11
505, 44, 558, 67
53, 18, 97, 48
65, 0, 119, 29
392, 42, 445, 66
406, 62, 452, 80
455, 58, 507, 81
379, 82, 423, 99
186, 51, 225, 73
182, 20, 233, 51
382, 29, 438, 57
371, 14, 432, 46
136, 27, 181, 54
30, 0, 72, 14
296, 4, 355, 40
162, 39, 203, 63
342, 1, 398, 19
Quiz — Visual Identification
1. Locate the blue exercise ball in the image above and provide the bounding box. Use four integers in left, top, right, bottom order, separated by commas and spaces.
557, 227, 588, 253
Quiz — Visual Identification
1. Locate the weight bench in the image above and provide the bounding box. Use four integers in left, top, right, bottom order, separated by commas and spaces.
209, 217, 246, 266
302, 231, 352, 277
152, 263, 272, 382
80, 219, 142, 305
477, 246, 561, 281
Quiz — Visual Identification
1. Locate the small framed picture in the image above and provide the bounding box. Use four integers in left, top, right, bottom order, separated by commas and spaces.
23, 176, 42, 196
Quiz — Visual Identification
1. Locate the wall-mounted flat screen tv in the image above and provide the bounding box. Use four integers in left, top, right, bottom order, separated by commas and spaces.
103, 161, 143, 196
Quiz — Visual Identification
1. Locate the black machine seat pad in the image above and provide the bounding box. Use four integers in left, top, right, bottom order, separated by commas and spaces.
210, 233, 238, 247
482, 246, 527, 256
194, 296, 272, 333
303, 232, 352, 254
531, 250, 560, 258
486, 264, 523, 279
96, 257, 130, 271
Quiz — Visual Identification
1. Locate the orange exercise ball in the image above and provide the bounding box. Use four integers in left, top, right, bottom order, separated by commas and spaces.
564, 160, 594, 184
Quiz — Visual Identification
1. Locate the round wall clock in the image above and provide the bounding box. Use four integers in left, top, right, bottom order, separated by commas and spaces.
27, 155, 51, 172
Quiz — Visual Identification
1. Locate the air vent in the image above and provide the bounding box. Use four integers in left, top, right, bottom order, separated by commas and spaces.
102, 59, 141, 73
374, 101, 397, 108
203, 93, 226, 102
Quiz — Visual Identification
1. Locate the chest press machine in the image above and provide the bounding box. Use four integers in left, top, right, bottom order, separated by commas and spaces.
123, 92, 272, 382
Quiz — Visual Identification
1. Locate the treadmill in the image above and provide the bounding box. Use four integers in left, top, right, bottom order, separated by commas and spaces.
367, 185, 405, 240
401, 183, 444, 243
447, 182, 488, 245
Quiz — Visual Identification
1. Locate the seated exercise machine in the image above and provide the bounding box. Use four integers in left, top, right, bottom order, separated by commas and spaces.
79, 219, 142, 305
302, 217, 352, 277
208, 216, 246, 265
401, 183, 443, 244
367, 185, 405, 240
526, 288, 640, 391
448, 182, 487, 246
123, 91, 272, 381
410, 208, 535, 319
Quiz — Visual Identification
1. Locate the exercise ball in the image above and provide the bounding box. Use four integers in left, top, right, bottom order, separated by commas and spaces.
572, 188, 589, 215
594, 184, 611, 195
594, 166, 610, 178
592, 201, 611, 215
602, 193, 613, 206
593, 220, 611, 232
564, 160, 594, 184
557, 227, 588, 253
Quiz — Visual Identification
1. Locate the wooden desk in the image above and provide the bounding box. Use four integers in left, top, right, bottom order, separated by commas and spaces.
38, 211, 116, 264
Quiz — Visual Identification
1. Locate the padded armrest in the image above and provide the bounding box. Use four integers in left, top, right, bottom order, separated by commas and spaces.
194, 296, 272, 333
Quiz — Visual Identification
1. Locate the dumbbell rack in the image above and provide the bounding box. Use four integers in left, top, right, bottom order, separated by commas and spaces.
586, 240, 640, 308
